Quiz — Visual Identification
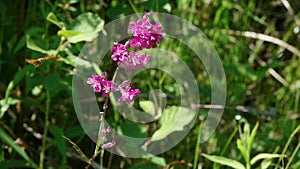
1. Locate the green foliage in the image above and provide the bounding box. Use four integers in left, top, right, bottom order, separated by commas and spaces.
201, 153, 246, 169
202, 122, 284, 169
152, 106, 195, 141
0, 0, 299, 168
0, 128, 38, 168
58, 12, 104, 43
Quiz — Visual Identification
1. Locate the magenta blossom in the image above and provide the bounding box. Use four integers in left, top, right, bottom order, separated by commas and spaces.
111, 42, 129, 63
101, 81, 116, 97
87, 72, 116, 97
87, 75, 140, 104
122, 51, 151, 70
101, 140, 116, 149
117, 80, 140, 104
129, 13, 163, 50
87, 73, 106, 93
102, 126, 112, 137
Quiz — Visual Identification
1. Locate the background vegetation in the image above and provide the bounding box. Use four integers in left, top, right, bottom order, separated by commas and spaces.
0, 0, 299, 168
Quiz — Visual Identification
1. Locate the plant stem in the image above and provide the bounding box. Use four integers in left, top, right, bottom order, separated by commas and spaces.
100, 149, 105, 168
193, 122, 203, 169
221, 126, 238, 155
275, 124, 300, 169
107, 152, 113, 169
85, 97, 109, 169
128, 0, 141, 17
39, 90, 50, 169
285, 141, 300, 169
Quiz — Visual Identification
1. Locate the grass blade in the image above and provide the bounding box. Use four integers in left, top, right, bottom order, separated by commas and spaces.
202, 153, 245, 169
0, 127, 38, 168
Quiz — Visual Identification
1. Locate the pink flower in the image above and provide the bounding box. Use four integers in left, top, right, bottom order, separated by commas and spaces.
87, 74, 105, 93
101, 140, 116, 149
117, 81, 140, 104
102, 126, 112, 137
129, 13, 163, 50
122, 51, 151, 70
101, 81, 116, 97
87, 72, 116, 96
111, 42, 129, 62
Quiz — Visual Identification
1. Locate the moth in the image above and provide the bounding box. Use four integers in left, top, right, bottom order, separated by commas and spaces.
25, 55, 54, 67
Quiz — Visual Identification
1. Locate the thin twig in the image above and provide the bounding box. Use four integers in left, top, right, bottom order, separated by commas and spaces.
256, 57, 289, 86
224, 29, 300, 59
281, 0, 300, 26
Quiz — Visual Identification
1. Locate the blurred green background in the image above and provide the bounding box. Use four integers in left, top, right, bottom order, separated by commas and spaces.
0, 0, 299, 168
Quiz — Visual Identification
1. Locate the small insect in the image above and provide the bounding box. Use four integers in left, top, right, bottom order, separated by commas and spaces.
25, 55, 54, 67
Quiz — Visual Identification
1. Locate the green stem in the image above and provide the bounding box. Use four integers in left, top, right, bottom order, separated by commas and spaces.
275, 124, 300, 169
107, 152, 113, 169
285, 141, 300, 169
128, 0, 141, 17
193, 122, 203, 169
221, 127, 238, 155
100, 148, 105, 168
85, 97, 109, 169
39, 90, 50, 169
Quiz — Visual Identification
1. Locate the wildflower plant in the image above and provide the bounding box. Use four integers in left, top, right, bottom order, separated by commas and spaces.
84, 13, 163, 168
72, 12, 225, 167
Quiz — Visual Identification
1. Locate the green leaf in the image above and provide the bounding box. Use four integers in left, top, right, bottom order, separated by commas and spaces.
202, 153, 245, 169
0, 97, 21, 106
151, 106, 195, 141
119, 121, 147, 138
46, 12, 63, 28
13, 35, 26, 54
143, 156, 166, 166
57, 30, 83, 38
50, 126, 67, 165
250, 153, 283, 165
26, 35, 56, 55
237, 139, 248, 163
260, 159, 273, 169
59, 12, 104, 43
44, 73, 61, 91
0, 97, 21, 117
5, 65, 33, 100
2, 65, 33, 118
234, 63, 258, 81
64, 125, 85, 138
139, 100, 156, 116
0, 128, 38, 168
0, 160, 29, 169
249, 122, 259, 151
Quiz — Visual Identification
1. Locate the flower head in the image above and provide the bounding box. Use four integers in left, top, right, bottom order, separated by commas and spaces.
111, 42, 129, 62
129, 13, 163, 50
122, 51, 151, 70
87, 73, 105, 93
102, 126, 112, 137
117, 80, 140, 104
87, 72, 116, 96
101, 81, 116, 97
101, 140, 116, 149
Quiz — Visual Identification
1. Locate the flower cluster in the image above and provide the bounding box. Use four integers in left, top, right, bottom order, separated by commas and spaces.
117, 80, 141, 104
129, 13, 163, 50
87, 73, 140, 103
111, 12, 163, 70
87, 13, 163, 104
86, 13, 163, 151
87, 72, 116, 97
